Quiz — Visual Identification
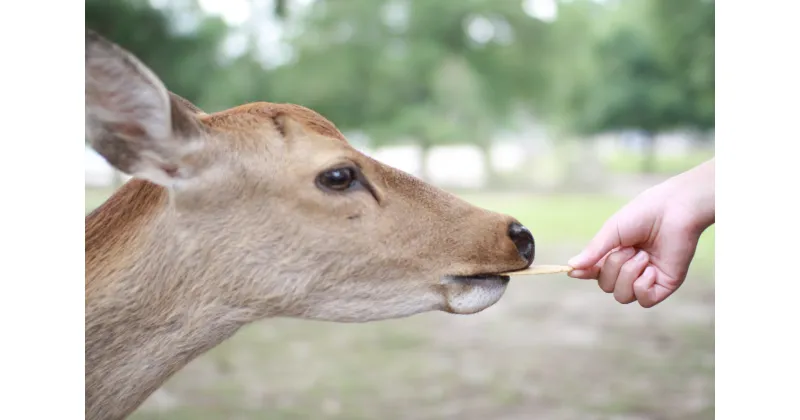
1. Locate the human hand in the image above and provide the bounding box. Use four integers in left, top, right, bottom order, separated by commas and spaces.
567, 160, 715, 307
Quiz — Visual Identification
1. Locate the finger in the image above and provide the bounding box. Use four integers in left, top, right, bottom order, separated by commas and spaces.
568, 220, 624, 269
613, 250, 650, 304
568, 247, 619, 279
597, 247, 636, 293
568, 266, 601, 279
633, 266, 674, 308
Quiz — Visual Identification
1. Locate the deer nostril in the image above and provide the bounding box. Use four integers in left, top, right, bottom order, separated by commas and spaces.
508, 222, 535, 265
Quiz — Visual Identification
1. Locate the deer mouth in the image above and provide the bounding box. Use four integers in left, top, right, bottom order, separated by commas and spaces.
439, 274, 511, 315
446, 274, 511, 284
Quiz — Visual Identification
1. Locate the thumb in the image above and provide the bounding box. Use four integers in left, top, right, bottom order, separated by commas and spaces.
568, 221, 622, 269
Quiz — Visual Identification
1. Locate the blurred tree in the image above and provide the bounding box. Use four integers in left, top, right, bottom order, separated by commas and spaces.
268, 0, 552, 181
532, 0, 605, 132
546, 0, 715, 173
647, 0, 715, 130
275, 0, 288, 19
84, 0, 713, 178
584, 27, 685, 172
85, 0, 275, 185
85, 0, 270, 112
86, 0, 224, 109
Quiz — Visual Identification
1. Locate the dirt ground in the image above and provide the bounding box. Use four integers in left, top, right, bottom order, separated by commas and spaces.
130, 246, 714, 420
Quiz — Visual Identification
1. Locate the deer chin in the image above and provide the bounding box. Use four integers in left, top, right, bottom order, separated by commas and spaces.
439, 274, 511, 315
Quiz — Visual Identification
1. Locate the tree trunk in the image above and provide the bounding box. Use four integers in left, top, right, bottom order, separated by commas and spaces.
479, 143, 495, 188
419, 142, 432, 182
641, 131, 657, 174
275, 0, 287, 18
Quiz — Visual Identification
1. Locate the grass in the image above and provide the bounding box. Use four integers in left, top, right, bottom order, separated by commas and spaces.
462, 193, 629, 244
86, 186, 714, 420
602, 149, 715, 176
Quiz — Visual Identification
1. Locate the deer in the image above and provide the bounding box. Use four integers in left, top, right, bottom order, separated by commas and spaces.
85, 29, 536, 420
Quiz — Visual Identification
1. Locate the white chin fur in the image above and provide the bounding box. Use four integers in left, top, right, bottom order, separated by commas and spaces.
294, 292, 444, 323
440, 276, 509, 315
291, 277, 509, 322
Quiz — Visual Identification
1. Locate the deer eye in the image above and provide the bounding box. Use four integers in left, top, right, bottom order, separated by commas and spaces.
316, 167, 359, 191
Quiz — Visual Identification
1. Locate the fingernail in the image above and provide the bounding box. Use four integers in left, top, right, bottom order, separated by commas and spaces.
635, 250, 648, 262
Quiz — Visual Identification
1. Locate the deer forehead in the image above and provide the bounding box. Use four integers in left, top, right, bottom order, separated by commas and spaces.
194, 103, 402, 189
195, 102, 361, 167
202, 102, 347, 144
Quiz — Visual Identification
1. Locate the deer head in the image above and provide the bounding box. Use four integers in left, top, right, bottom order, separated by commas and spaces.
85, 29, 535, 323
85, 28, 537, 420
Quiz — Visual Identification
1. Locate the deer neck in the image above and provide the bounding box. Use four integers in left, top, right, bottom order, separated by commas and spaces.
84, 180, 270, 419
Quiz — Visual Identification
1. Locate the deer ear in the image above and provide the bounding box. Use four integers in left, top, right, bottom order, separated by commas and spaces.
85, 29, 206, 186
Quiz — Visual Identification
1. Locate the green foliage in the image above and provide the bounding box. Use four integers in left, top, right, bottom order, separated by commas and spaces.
584, 26, 684, 134
84, 0, 714, 148
544, 0, 714, 137
647, 0, 715, 129
85, 0, 269, 112
266, 0, 552, 148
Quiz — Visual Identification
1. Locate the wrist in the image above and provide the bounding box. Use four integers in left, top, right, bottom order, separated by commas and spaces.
672, 158, 715, 232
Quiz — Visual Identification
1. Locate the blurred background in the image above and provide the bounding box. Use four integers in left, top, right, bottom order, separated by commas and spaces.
85, 0, 714, 419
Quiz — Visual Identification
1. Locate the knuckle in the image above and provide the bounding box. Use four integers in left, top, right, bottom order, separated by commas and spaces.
607, 253, 627, 267
614, 291, 633, 304
599, 281, 615, 294
619, 296, 635, 304
639, 299, 656, 308
608, 250, 634, 268
620, 260, 643, 278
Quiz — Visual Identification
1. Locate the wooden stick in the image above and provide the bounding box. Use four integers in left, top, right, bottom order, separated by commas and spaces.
499, 264, 574, 276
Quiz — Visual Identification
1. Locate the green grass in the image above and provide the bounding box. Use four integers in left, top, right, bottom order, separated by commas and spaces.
462, 193, 628, 244
602, 150, 715, 175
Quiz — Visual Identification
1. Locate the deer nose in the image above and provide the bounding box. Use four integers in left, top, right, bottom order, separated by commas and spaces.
508, 222, 535, 265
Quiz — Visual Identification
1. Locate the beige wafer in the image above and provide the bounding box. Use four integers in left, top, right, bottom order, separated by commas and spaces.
500, 264, 574, 276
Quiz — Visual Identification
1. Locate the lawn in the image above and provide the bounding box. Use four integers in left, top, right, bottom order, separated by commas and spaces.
86, 186, 714, 420
601, 149, 715, 176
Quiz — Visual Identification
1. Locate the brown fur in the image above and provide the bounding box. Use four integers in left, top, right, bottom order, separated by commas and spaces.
85, 29, 534, 420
